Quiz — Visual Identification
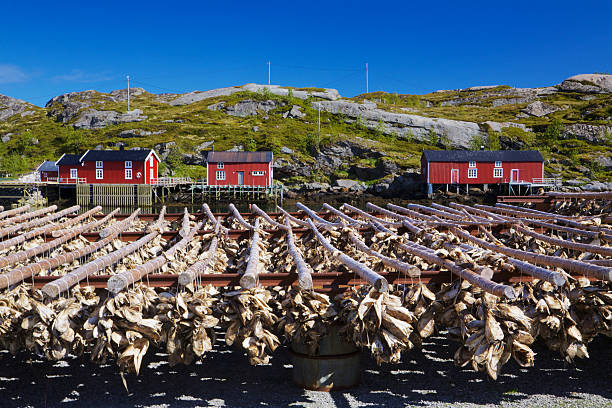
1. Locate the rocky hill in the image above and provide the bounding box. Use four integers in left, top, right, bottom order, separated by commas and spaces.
0, 74, 611, 194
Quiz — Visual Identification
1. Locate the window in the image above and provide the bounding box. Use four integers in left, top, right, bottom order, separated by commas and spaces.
96, 169, 103, 179
216, 170, 225, 180
252, 171, 265, 176
125, 161, 132, 168
469, 161, 476, 168
125, 169, 132, 179
70, 168, 78, 179
217, 162, 224, 169
150, 156, 154, 165
495, 161, 502, 168
468, 168, 477, 178
96, 161, 103, 168
494, 168, 503, 178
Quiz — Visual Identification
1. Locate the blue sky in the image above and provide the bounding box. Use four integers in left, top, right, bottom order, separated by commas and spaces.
1, 0, 610, 106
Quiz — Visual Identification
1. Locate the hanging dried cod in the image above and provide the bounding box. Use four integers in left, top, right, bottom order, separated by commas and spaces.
277, 288, 336, 355
335, 286, 419, 364
450, 288, 536, 380
84, 284, 162, 375
155, 285, 219, 366
216, 287, 280, 365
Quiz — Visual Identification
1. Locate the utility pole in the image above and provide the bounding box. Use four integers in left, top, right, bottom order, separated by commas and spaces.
267, 61, 271, 85
365, 63, 369, 94
127, 75, 130, 112
317, 102, 321, 148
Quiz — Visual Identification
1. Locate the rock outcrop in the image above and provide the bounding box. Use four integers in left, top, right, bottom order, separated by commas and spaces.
314, 100, 488, 149
0, 95, 34, 121
169, 86, 242, 106
563, 124, 612, 143
559, 74, 612, 94
241, 84, 340, 100
208, 99, 282, 117
73, 109, 147, 129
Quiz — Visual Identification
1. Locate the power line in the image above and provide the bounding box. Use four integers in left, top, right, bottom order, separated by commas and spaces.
274, 63, 361, 72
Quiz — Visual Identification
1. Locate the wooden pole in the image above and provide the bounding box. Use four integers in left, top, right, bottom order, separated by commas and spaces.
284, 218, 313, 290
306, 219, 389, 292
239, 218, 262, 289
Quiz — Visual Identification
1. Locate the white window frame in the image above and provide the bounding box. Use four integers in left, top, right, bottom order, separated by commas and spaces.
469, 161, 476, 168
70, 168, 78, 179
468, 168, 477, 179
216, 170, 226, 180
217, 162, 224, 169
96, 169, 103, 180
252, 171, 265, 176
125, 169, 133, 180
96, 161, 103, 168
125, 161, 132, 169
493, 168, 503, 178
150, 156, 154, 165
495, 161, 502, 168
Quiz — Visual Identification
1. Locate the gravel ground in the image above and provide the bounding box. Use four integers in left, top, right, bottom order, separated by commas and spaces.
0, 334, 610, 408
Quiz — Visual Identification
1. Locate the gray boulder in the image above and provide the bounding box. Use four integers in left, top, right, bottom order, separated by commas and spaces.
581, 181, 607, 192
334, 179, 359, 189
371, 171, 422, 197
559, 74, 612, 94
283, 105, 306, 119
521, 101, 560, 117
169, 86, 242, 106
228, 145, 244, 151
73, 109, 147, 129
1, 134, 11, 143
280, 146, 294, 154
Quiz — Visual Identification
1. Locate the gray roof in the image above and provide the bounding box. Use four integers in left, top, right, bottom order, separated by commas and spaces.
80, 149, 158, 162
422, 150, 544, 163
56, 154, 81, 166
36, 160, 58, 172
207, 151, 273, 163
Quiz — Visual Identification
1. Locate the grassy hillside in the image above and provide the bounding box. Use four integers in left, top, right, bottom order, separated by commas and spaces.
0, 83, 611, 184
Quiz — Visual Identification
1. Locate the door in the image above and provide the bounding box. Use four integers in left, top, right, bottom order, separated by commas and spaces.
450, 169, 459, 184
511, 169, 519, 182
237, 171, 244, 185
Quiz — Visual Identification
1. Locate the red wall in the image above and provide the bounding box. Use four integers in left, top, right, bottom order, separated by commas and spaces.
58, 165, 81, 182
424, 161, 543, 184
40, 171, 58, 182
83, 160, 148, 184
207, 162, 272, 186
145, 155, 158, 183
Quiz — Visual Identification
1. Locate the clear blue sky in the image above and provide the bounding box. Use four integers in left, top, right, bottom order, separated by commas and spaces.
1, 0, 610, 106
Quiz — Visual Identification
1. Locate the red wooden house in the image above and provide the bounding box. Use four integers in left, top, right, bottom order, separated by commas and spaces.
206, 151, 273, 186
421, 150, 544, 188
79, 148, 160, 184
56, 154, 83, 183
36, 161, 59, 182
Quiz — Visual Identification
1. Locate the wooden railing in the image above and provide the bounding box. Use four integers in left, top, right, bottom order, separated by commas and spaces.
150, 177, 193, 186
532, 177, 562, 186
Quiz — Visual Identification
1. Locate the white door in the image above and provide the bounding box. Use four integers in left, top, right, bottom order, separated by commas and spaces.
511, 169, 519, 182
451, 169, 459, 184
237, 172, 244, 185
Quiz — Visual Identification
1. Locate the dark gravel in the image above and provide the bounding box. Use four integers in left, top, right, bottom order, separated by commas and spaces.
0, 334, 610, 408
